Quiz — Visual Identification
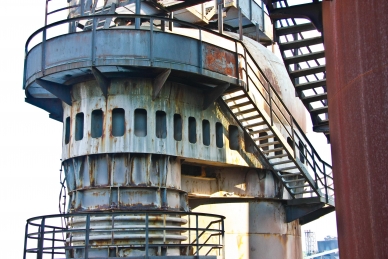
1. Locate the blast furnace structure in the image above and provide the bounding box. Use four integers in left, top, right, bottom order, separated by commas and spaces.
23, 1, 334, 258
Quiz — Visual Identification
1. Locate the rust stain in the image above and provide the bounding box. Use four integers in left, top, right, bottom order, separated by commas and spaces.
204, 44, 236, 77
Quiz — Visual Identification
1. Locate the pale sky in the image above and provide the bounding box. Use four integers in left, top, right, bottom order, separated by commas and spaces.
0, 1, 336, 258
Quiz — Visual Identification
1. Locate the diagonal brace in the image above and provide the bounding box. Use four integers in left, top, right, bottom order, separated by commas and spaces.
35, 79, 72, 105
152, 69, 171, 100
203, 83, 230, 110
91, 66, 110, 97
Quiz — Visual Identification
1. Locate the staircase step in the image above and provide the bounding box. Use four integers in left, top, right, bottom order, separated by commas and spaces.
229, 101, 252, 110
245, 121, 267, 128
289, 65, 326, 78
291, 190, 316, 195
276, 23, 316, 36
284, 51, 325, 65
224, 94, 246, 102
301, 93, 327, 103
271, 160, 293, 166
283, 178, 306, 183
278, 172, 303, 177
310, 106, 328, 115
295, 79, 326, 91
279, 36, 323, 50
258, 141, 280, 148
288, 184, 312, 189
253, 134, 274, 141
234, 108, 257, 116
240, 114, 262, 122
278, 166, 298, 171
250, 128, 270, 135
262, 147, 284, 154
267, 153, 288, 160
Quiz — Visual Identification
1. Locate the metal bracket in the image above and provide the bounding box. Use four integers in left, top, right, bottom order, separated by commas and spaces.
25, 97, 63, 122
91, 66, 110, 97
152, 69, 171, 100
269, 2, 323, 32
203, 83, 230, 110
35, 79, 72, 105
285, 202, 330, 224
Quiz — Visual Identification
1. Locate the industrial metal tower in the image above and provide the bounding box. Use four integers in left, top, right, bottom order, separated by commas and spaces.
22, 1, 334, 258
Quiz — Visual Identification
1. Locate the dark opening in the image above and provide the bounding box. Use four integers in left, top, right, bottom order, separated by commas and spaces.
259, 132, 269, 151
274, 137, 283, 155
202, 120, 210, 146
299, 140, 305, 163
65, 117, 70, 144
156, 111, 167, 139
229, 125, 239, 150
75, 113, 84, 141
134, 109, 147, 137
112, 108, 125, 137
245, 131, 255, 153
216, 122, 223, 148
91, 110, 103, 138
188, 117, 196, 143
174, 114, 182, 141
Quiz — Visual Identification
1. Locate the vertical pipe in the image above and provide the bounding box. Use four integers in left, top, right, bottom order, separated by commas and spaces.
81, 0, 85, 16
150, 18, 154, 66
91, 17, 97, 65
145, 213, 149, 259
135, 0, 141, 29
84, 215, 90, 258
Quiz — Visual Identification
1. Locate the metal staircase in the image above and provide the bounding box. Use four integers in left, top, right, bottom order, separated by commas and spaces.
219, 39, 334, 206
265, 0, 330, 140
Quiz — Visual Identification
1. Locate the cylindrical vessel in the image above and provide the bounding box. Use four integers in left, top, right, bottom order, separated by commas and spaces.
323, 1, 388, 258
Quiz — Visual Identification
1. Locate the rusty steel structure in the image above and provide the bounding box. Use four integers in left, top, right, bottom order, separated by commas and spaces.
22, 1, 337, 259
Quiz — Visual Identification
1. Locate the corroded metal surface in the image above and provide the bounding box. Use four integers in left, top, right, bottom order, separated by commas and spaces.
323, 1, 388, 258
62, 78, 266, 168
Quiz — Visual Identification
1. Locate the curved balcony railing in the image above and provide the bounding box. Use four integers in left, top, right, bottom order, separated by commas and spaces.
23, 211, 225, 259
24, 13, 333, 203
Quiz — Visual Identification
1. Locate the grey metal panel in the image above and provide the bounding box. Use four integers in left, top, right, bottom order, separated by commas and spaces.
45, 31, 92, 69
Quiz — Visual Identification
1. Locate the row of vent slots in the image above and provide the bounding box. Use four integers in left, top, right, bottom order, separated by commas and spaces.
64, 108, 227, 148
64, 108, 305, 159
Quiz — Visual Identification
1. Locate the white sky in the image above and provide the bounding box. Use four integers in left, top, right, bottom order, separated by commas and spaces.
0, 1, 336, 258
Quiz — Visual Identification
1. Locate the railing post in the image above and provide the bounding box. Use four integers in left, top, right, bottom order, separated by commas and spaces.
42, 27, 47, 76
84, 214, 90, 259
92, 16, 97, 66
290, 116, 296, 158
135, 0, 141, 29
218, 1, 223, 34
81, 0, 85, 16
196, 214, 199, 259
37, 218, 45, 259
23, 222, 29, 259
169, 12, 173, 31
150, 18, 154, 66
323, 164, 328, 203
221, 218, 225, 259
269, 86, 273, 126
51, 227, 55, 259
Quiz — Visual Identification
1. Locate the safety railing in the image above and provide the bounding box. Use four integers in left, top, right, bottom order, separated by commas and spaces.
23, 211, 225, 259
23, 13, 333, 203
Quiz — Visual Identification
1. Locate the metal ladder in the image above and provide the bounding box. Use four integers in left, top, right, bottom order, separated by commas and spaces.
268, 0, 330, 140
